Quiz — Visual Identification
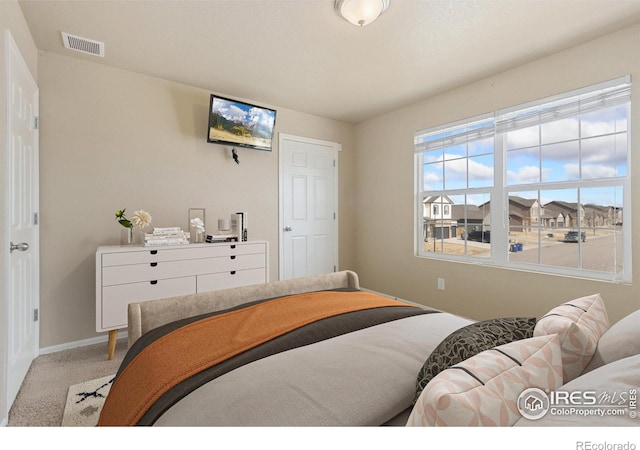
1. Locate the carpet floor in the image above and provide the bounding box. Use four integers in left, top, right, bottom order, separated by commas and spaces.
7, 337, 127, 426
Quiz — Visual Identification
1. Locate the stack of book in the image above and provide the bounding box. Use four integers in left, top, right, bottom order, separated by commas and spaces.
144, 227, 190, 247
205, 231, 237, 243
231, 212, 247, 242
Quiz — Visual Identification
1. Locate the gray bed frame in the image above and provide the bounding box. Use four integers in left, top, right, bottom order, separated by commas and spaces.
127, 270, 360, 348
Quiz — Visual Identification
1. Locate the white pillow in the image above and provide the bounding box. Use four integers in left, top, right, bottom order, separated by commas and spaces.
534, 293, 609, 383
583, 308, 640, 374
407, 334, 563, 427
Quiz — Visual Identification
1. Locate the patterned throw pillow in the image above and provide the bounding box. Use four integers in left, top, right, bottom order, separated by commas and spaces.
533, 293, 609, 383
407, 334, 563, 427
414, 317, 536, 404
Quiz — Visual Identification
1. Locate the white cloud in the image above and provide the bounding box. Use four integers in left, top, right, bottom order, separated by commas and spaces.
506, 127, 538, 149
541, 118, 579, 143
468, 158, 493, 181
508, 165, 539, 184
249, 107, 275, 129
217, 104, 247, 123
426, 153, 493, 182
508, 166, 553, 184
425, 172, 441, 182
564, 163, 617, 179
581, 120, 616, 137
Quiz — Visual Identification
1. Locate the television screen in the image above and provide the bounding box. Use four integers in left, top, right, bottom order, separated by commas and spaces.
207, 95, 277, 151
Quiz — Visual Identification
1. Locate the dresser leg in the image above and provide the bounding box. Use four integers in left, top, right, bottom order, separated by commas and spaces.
108, 330, 118, 360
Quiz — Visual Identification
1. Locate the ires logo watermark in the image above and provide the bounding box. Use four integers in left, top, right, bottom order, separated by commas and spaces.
517, 387, 637, 420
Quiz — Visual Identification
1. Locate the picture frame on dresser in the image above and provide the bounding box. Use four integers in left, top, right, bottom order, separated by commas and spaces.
95, 241, 268, 359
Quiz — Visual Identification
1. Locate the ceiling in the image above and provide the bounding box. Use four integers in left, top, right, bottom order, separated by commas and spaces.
18, 0, 640, 124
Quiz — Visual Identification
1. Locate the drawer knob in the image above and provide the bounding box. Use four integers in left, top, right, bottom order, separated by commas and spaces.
230, 245, 236, 249
230, 255, 236, 260
150, 262, 158, 267
230, 271, 236, 275
150, 250, 158, 255
150, 280, 158, 285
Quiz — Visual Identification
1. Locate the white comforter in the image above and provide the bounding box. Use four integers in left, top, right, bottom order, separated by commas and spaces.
153, 312, 473, 426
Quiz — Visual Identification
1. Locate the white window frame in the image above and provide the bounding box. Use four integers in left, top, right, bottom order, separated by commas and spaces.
414, 77, 632, 283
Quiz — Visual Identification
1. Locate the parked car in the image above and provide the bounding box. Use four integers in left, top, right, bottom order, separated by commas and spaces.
564, 231, 586, 242
467, 230, 491, 243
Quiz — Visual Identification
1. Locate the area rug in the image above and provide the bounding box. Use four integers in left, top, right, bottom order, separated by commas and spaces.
61, 374, 115, 426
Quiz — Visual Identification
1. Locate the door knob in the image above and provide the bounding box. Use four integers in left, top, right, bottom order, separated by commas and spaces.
10, 242, 29, 253
284, 226, 292, 232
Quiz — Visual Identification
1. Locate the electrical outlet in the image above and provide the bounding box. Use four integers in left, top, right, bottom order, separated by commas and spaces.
437, 278, 445, 290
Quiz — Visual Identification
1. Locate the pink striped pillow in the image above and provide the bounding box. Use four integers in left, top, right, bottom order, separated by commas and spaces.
407, 334, 563, 427
534, 293, 609, 383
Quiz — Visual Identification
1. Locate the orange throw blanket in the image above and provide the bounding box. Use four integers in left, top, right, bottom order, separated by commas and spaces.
98, 290, 414, 426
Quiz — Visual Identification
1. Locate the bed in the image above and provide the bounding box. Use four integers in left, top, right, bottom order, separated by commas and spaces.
98, 270, 640, 427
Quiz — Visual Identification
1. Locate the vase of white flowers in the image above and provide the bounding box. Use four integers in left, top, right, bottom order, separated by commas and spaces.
115, 208, 152, 245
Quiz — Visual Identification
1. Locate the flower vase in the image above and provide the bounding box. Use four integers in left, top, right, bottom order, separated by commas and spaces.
190, 227, 205, 243
120, 227, 135, 245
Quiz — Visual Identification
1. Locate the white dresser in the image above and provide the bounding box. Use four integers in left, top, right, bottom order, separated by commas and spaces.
96, 240, 268, 359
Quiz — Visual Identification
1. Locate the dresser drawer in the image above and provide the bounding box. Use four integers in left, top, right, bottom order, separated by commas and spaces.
197, 268, 266, 292
102, 253, 266, 286
102, 258, 205, 286
101, 276, 196, 329
196, 253, 266, 275
101, 242, 266, 266
102, 246, 202, 266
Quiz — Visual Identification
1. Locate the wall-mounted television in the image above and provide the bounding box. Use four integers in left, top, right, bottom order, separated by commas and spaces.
207, 94, 277, 151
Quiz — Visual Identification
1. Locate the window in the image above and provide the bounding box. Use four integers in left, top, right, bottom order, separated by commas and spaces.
415, 77, 631, 282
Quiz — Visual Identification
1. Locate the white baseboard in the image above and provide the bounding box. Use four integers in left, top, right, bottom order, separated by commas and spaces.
38, 330, 128, 356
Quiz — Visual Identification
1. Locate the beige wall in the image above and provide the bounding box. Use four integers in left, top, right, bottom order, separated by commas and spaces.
37, 52, 356, 348
0, 0, 39, 424
354, 23, 640, 325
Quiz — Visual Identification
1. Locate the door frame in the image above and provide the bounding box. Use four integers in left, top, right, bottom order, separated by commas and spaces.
278, 133, 341, 280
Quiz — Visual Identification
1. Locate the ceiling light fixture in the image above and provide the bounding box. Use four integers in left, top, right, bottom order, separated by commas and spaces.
335, 0, 389, 27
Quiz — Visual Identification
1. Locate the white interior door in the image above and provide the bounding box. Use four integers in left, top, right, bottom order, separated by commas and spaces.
5, 30, 40, 411
279, 134, 339, 280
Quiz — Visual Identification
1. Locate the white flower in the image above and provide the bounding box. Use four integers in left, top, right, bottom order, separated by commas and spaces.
131, 210, 152, 229
190, 218, 205, 232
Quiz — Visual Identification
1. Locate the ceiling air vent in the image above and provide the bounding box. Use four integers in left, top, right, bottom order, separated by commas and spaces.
61, 32, 105, 57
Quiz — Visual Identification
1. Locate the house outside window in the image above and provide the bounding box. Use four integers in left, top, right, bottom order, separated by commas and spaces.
414, 77, 631, 282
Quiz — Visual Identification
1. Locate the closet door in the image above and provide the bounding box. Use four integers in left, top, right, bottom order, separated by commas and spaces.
279, 134, 338, 280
